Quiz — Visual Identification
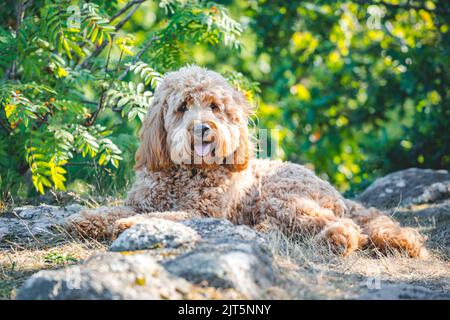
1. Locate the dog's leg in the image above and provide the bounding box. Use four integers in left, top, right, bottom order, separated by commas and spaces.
66, 206, 139, 239
365, 215, 427, 258
114, 211, 198, 233
345, 200, 427, 258
263, 197, 367, 255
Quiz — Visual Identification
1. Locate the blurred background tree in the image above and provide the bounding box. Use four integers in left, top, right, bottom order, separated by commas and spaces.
0, 0, 449, 205
213, 0, 449, 195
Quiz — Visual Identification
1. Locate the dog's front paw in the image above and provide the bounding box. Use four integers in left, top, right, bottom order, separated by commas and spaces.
66, 212, 97, 238
317, 218, 367, 256
65, 210, 112, 239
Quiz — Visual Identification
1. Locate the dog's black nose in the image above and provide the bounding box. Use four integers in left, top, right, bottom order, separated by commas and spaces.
194, 123, 210, 136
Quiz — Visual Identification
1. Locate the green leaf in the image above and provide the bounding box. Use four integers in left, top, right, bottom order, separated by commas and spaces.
63, 39, 72, 60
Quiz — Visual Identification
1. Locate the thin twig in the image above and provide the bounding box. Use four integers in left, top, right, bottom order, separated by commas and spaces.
85, 42, 113, 126
0, 118, 12, 134
86, 91, 107, 126
115, 3, 141, 30
65, 162, 95, 167
118, 35, 160, 80
109, 0, 145, 23
79, 1, 144, 69
5, 1, 25, 80
80, 99, 97, 105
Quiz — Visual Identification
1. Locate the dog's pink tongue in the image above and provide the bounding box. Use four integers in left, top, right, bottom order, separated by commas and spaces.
194, 143, 211, 157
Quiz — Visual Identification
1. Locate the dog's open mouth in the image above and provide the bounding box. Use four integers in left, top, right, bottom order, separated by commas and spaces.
194, 141, 213, 157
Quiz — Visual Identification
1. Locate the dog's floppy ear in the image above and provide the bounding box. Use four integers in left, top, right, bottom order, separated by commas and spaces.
228, 124, 250, 172
134, 91, 171, 172
228, 89, 253, 172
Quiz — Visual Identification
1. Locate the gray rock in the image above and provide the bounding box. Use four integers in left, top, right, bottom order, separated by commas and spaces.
0, 204, 83, 243
110, 218, 200, 252
0, 218, 23, 241
108, 218, 275, 298
164, 219, 275, 298
15, 216, 276, 299
17, 252, 193, 300
430, 223, 450, 257
394, 199, 450, 225
13, 204, 83, 222
356, 168, 450, 210
182, 218, 267, 244
359, 282, 450, 300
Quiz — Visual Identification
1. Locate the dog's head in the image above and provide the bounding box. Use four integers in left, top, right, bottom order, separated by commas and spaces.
135, 65, 253, 172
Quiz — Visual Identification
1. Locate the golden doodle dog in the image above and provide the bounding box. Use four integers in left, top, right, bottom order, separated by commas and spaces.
67, 65, 427, 257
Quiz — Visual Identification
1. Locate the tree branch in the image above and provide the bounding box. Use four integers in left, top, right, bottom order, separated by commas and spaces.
5, 0, 25, 80
115, 2, 142, 30
118, 35, 160, 80
85, 43, 114, 127
80, 0, 149, 125
79, 0, 145, 69
109, 0, 145, 23
0, 118, 12, 134
81, 99, 97, 105
65, 161, 96, 167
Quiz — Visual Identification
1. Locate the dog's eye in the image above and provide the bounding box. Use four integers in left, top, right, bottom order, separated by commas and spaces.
178, 103, 188, 112
210, 103, 220, 111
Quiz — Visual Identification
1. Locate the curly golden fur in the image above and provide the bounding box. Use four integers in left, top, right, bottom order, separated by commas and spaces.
67, 65, 427, 258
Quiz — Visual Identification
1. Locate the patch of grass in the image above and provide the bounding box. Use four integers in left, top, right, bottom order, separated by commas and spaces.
0, 241, 107, 299
0, 191, 117, 299
266, 229, 450, 299
43, 252, 78, 265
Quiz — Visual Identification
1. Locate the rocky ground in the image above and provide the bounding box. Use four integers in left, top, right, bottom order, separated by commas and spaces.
0, 168, 449, 300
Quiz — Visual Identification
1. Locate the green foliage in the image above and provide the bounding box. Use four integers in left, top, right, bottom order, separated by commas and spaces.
1, 0, 448, 201
149, 1, 242, 70
0, 0, 243, 198
0, 28, 14, 69
225, 70, 261, 104
105, 61, 162, 122
44, 252, 78, 265
234, 0, 449, 193
106, 81, 153, 122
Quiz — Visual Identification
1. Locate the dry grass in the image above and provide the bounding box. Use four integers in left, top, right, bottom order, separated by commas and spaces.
0, 234, 107, 299
266, 229, 450, 299
1, 212, 448, 300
